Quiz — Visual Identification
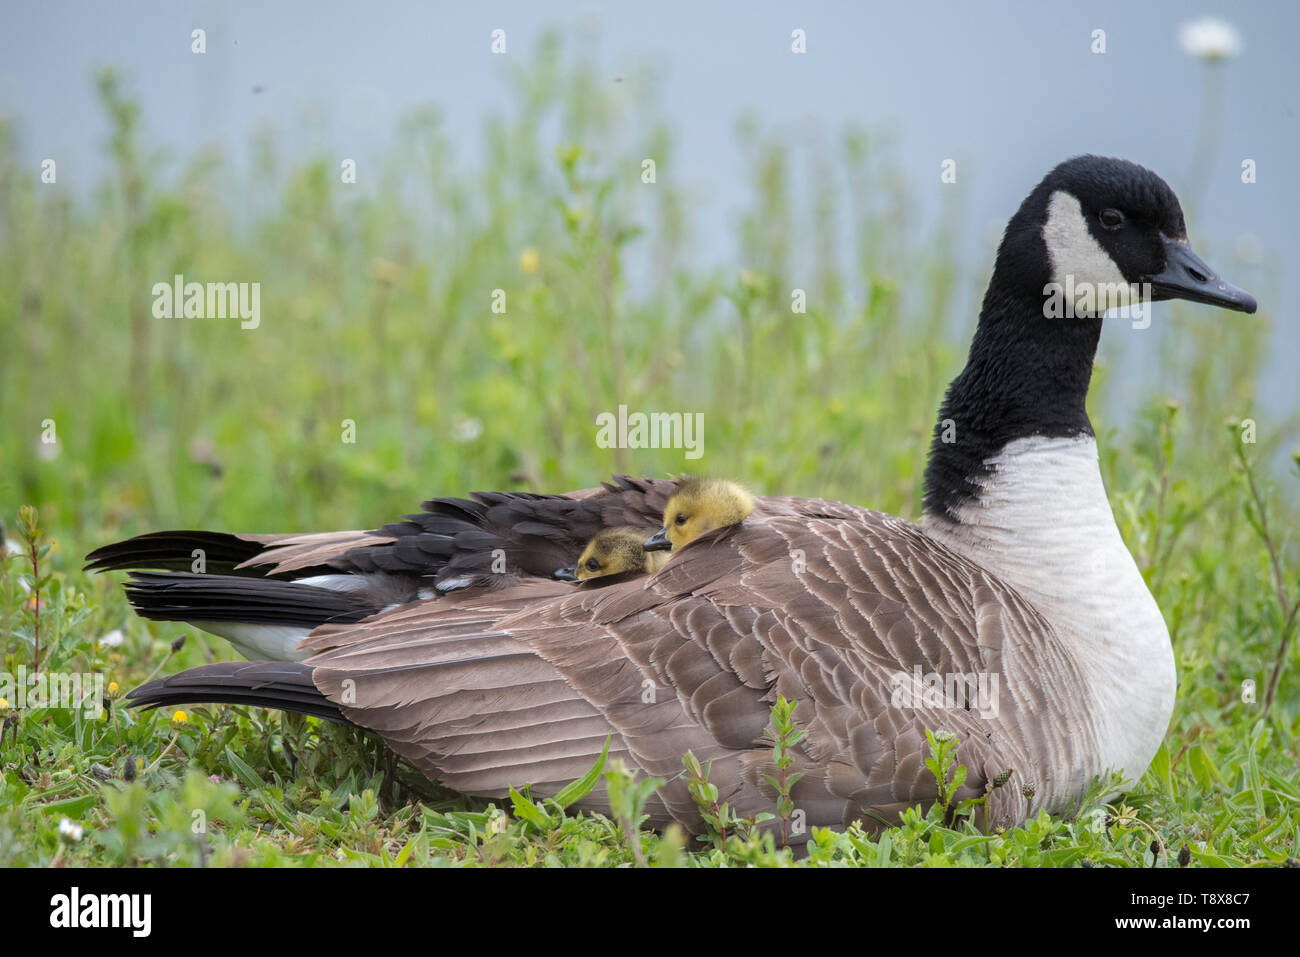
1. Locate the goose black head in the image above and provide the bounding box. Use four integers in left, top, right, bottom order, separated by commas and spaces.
922, 156, 1258, 522
994, 154, 1256, 317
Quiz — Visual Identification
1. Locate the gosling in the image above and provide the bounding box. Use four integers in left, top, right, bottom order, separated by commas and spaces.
554, 527, 670, 582
644, 478, 756, 552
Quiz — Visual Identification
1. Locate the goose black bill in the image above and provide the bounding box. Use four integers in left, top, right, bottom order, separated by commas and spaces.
1143, 237, 1257, 314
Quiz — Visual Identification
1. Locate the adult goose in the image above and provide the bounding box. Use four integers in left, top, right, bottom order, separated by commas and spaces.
119, 156, 1257, 836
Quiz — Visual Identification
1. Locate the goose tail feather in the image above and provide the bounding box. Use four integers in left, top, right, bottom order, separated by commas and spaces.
122, 571, 373, 629
127, 661, 350, 725
84, 530, 271, 576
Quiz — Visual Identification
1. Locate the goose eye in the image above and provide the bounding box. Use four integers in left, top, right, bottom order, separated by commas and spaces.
1099, 208, 1124, 230
585, 558, 600, 571
674, 514, 687, 526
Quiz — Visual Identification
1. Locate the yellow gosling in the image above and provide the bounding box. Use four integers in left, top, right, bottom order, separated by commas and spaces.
555, 527, 670, 582
644, 478, 755, 553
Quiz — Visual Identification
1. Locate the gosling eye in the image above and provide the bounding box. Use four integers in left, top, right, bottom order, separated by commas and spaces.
1099, 208, 1124, 230
674, 513, 687, 526
585, 558, 600, 572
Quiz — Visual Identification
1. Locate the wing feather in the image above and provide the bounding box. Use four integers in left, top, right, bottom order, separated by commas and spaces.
296, 502, 1100, 836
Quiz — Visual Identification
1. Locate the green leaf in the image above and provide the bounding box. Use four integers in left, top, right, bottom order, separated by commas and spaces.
1188, 846, 1234, 868
1187, 745, 1220, 790
552, 735, 610, 809
394, 837, 415, 867
223, 746, 266, 791
1148, 741, 1173, 799
508, 787, 553, 830
874, 832, 893, 867
42, 793, 97, 818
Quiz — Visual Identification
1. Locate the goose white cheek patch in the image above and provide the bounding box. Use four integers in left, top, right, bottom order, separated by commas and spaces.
1041, 191, 1149, 325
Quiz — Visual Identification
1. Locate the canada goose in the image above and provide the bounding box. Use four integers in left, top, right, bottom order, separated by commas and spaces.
123, 157, 1257, 838
644, 477, 755, 552
555, 527, 670, 582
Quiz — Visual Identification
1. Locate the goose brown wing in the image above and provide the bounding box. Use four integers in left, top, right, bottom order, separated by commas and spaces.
298, 578, 672, 822
298, 507, 1099, 833
627, 514, 1098, 824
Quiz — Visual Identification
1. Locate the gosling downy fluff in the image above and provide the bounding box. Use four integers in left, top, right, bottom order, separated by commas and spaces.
644, 478, 756, 552
555, 527, 670, 582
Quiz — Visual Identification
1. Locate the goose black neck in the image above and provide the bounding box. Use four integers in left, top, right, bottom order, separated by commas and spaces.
922, 277, 1102, 522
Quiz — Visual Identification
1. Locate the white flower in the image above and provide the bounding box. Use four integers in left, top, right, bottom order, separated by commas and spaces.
452, 416, 483, 443
98, 628, 125, 648
1179, 18, 1243, 61
58, 817, 84, 843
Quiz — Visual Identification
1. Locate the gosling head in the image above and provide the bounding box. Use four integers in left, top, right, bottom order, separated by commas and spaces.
644, 478, 755, 552
554, 527, 669, 582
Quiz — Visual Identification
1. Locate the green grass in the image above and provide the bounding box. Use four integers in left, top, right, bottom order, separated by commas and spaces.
0, 34, 1297, 866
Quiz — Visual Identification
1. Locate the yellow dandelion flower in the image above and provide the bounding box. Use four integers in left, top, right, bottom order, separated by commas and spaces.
519, 248, 540, 275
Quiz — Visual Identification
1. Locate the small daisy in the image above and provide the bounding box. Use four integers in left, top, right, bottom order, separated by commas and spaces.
1179, 18, 1243, 61
58, 817, 84, 843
